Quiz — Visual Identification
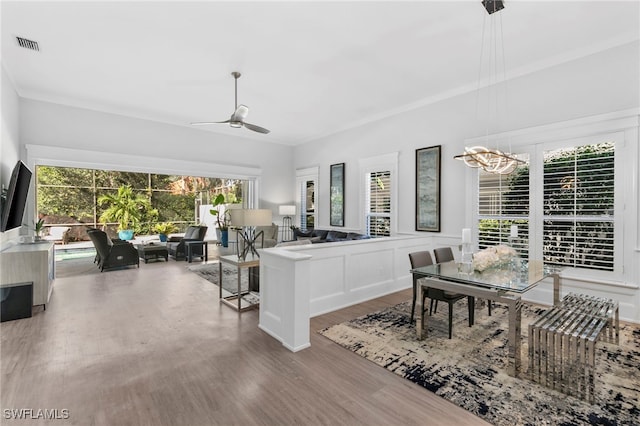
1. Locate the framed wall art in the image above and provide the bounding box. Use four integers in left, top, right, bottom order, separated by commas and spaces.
330, 163, 345, 227
415, 145, 441, 232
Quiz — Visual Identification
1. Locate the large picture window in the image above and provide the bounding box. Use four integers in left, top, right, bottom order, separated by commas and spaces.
542, 142, 615, 271
36, 165, 245, 242
475, 140, 617, 274
477, 154, 530, 258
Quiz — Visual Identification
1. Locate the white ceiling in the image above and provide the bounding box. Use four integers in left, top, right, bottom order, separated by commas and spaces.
2, 1, 639, 146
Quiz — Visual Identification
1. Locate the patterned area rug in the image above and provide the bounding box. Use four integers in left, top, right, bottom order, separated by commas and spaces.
319, 301, 639, 426
188, 262, 259, 304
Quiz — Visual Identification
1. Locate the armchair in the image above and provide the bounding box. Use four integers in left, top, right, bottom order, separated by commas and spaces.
167, 225, 208, 261
86, 229, 139, 272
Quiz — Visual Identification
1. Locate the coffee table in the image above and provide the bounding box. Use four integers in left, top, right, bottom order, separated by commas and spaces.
136, 243, 168, 263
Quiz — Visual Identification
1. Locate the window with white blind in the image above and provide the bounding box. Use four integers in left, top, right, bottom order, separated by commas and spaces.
542, 142, 615, 271
366, 170, 391, 237
475, 141, 617, 273
295, 167, 317, 232
477, 154, 530, 258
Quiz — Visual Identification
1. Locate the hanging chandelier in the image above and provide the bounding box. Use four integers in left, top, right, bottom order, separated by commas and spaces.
455, 0, 524, 175
454, 146, 524, 175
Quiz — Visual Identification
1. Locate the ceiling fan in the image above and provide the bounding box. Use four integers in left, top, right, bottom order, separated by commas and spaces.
191, 71, 270, 134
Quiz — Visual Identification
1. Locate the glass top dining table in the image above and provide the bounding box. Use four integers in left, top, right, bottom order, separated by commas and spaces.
411, 259, 559, 295
411, 258, 562, 376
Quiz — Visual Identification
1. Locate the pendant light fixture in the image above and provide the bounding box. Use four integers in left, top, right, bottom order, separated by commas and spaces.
455, 0, 524, 175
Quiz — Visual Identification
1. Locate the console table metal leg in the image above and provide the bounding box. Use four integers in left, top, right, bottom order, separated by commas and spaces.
237, 266, 242, 311
219, 261, 223, 300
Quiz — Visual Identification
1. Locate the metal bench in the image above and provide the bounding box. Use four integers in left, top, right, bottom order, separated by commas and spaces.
528, 293, 619, 403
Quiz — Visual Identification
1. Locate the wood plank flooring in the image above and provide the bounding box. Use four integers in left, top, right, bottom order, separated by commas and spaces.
1, 254, 489, 426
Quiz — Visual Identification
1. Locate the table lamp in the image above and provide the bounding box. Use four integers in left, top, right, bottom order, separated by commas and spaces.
229, 208, 273, 259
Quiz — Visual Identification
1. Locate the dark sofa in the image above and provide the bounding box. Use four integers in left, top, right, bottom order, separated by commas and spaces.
293, 228, 369, 243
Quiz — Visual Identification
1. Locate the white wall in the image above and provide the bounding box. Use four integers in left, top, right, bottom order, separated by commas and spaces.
293, 41, 640, 322
18, 98, 295, 217
1, 66, 20, 189
1, 66, 23, 247
294, 41, 639, 237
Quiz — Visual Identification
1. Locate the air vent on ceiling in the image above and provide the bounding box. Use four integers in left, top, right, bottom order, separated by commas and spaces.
16, 36, 39, 51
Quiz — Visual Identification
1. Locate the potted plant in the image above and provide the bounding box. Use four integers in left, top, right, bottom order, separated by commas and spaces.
153, 222, 178, 242
98, 185, 152, 240
210, 193, 232, 247
34, 218, 45, 241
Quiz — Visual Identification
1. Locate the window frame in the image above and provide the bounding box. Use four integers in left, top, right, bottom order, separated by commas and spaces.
531, 135, 623, 278
470, 130, 627, 283
295, 167, 318, 231
359, 152, 398, 237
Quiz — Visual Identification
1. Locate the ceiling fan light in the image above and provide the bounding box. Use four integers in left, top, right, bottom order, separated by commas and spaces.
230, 121, 242, 128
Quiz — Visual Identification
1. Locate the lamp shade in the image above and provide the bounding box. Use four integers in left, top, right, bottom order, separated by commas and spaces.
278, 205, 296, 216
229, 209, 272, 227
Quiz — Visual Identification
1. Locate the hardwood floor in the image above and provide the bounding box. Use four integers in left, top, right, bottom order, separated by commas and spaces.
1, 254, 489, 425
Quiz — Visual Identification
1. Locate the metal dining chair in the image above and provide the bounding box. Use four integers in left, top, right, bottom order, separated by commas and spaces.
409, 251, 474, 339
433, 246, 492, 316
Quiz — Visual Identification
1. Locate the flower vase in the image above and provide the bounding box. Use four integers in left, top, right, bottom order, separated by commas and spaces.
460, 243, 473, 274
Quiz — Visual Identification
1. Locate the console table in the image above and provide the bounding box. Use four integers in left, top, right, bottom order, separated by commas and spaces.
0, 241, 55, 309
218, 254, 259, 312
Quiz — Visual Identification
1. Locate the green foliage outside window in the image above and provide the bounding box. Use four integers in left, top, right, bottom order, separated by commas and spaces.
36, 166, 244, 241
98, 185, 156, 232
478, 142, 615, 271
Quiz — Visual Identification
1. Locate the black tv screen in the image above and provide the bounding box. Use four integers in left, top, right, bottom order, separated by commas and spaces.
1, 161, 32, 232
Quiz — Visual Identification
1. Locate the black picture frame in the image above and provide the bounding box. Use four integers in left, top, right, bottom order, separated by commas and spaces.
330, 163, 345, 227
415, 145, 441, 232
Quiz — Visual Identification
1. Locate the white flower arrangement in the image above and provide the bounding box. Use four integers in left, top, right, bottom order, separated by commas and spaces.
472, 245, 517, 272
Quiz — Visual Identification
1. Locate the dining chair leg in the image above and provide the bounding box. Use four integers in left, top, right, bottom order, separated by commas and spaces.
488, 300, 492, 316
430, 299, 436, 315
410, 280, 417, 322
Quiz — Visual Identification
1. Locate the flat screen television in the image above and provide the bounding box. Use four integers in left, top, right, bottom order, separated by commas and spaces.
1, 161, 32, 232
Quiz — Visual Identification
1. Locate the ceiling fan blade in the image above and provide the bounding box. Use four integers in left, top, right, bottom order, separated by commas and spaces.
232, 104, 249, 121
191, 73, 269, 134
243, 122, 270, 134
190, 120, 230, 125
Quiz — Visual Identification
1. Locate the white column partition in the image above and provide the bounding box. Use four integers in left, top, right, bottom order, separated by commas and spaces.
259, 235, 436, 351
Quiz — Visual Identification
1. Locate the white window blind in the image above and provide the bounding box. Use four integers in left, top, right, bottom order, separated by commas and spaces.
477, 154, 530, 258
366, 171, 391, 237
542, 142, 615, 271
299, 180, 315, 231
